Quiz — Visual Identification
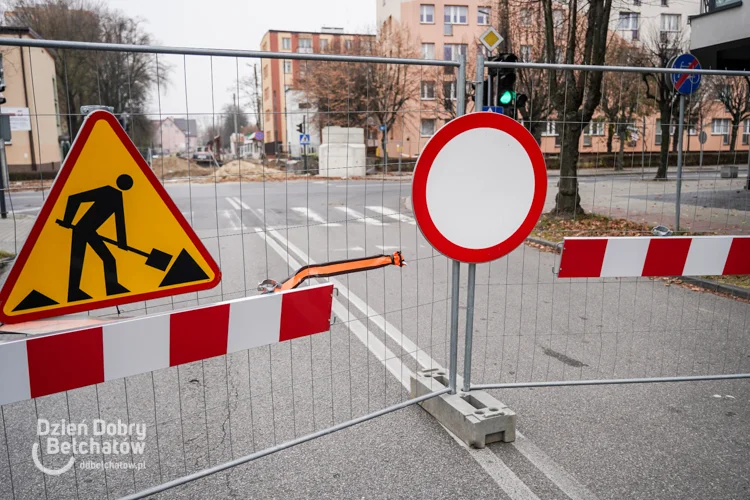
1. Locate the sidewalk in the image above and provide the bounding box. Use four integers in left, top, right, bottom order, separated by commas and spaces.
0, 215, 35, 256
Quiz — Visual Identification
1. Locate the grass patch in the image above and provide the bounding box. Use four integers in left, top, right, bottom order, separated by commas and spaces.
531, 213, 652, 242
705, 275, 750, 289
0, 250, 13, 259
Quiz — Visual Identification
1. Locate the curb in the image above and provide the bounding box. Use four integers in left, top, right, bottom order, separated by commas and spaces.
524, 237, 750, 300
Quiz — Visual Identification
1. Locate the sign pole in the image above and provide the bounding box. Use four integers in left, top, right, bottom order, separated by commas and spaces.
0, 137, 7, 219
676, 94, 685, 232
460, 52, 487, 393
447, 53, 467, 395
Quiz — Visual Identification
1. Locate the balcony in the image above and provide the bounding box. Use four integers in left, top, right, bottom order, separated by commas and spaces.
690, 0, 749, 69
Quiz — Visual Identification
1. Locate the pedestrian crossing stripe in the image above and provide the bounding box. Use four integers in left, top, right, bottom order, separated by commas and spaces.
0, 111, 221, 324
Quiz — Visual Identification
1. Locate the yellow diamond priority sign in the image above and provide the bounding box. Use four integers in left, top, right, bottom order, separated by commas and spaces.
479, 27, 503, 52
0, 111, 221, 323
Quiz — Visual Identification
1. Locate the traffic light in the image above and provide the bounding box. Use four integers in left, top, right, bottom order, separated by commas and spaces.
296, 122, 304, 134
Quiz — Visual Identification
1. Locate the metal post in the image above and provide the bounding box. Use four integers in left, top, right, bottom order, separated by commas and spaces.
676, 94, 686, 232
699, 119, 704, 170
456, 53, 466, 117
448, 54, 468, 395
641, 116, 646, 179
462, 263, 476, 392
487, 74, 492, 111
397, 145, 401, 175
0, 138, 7, 219
475, 53, 484, 112
448, 259, 461, 394
302, 115, 308, 173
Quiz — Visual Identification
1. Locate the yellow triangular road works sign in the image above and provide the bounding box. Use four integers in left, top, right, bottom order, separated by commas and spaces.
0, 111, 221, 323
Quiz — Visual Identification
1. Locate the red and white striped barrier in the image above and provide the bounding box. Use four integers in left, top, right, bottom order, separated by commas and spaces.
0, 284, 333, 406
558, 236, 750, 278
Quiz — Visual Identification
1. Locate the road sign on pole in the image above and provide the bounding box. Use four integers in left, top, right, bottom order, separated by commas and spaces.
412, 112, 547, 263
0, 111, 221, 323
299, 134, 310, 145
670, 53, 702, 95
479, 27, 503, 53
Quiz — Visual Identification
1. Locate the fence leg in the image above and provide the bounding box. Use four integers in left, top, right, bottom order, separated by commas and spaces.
462, 263, 476, 392
448, 259, 461, 394
676, 94, 685, 232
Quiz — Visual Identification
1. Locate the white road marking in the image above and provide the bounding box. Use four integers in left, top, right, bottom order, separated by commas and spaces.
334, 206, 385, 226
255, 227, 411, 388
366, 206, 416, 225
221, 210, 246, 231
7, 207, 42, 214
376, 245, 401, 251
231, 196, 251, 210
257, 212, 597, 500
332, 246, 365, 252
291, 207, 341, 227
226, 197, 241, 210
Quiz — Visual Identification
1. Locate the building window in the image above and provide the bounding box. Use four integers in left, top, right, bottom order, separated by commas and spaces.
478, 6, 490, 25
421, 81, 436, 100
421, 43, 435, 60
520, 8, 532, 26
712, 118, 730, 135
687, 123, 698, 135
633, 0, 641, 5
282, 37, 291, 50
421, 119, 436, 136
420, 4, 435, 23
661, 0, 668, 5
542, 121, 557, 136
552, 9, 565, 26
320, 39, 329, 51
298, 38, 313, 53
743, 120, 750, 145
443, 43, 468, 62
660, 14, 680, 33
443, 81, 456, 100
619, 12, 639, 40
584, 121, 605, 136
520, 45, 532, 62
344, 39, 353, 51
444, 5, 468, 24
283, 61, 292, 74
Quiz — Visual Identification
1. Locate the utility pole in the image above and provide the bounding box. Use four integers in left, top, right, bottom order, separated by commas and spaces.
233, 93, 239, 157
302, 115, 308, 173
0, 54, 8, 219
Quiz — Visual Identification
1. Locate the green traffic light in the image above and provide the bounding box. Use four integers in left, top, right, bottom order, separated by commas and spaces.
499, 90, 514, 105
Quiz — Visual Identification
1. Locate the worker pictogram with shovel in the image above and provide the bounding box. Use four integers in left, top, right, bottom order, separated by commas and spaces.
55, 174, 203, 303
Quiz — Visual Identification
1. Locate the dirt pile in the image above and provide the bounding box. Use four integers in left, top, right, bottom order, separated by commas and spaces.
151, 156, 213, 179
215, 160, 286, 179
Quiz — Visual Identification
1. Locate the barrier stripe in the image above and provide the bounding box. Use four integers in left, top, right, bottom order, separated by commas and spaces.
558, 236, 750, 278
0, 284, 333, 406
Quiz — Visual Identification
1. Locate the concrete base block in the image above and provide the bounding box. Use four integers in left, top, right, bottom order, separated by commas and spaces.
721, 165, 739, 178
410, 368, 516, 448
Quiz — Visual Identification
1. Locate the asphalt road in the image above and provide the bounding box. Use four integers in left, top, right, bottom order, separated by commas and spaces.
0, 178, 748, 499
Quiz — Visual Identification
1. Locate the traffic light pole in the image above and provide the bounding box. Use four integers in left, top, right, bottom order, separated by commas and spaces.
0, 135, 7, 219
302, 115, 308, 174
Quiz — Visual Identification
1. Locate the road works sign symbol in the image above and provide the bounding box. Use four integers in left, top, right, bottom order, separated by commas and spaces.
0, 111, 221, 323
412, 112, 547, 263
670, 53, 702, 95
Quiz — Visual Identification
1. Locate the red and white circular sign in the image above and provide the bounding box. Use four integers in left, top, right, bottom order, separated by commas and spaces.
412, 112, 547, 263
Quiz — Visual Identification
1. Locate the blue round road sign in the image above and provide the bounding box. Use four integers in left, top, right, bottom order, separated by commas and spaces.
670, 53, 701, 95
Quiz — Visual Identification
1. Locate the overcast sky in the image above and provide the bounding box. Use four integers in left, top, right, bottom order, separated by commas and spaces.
103, 0, 376, 125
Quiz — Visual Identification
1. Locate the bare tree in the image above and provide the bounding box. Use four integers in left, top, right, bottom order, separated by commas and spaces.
233, 63, 263, 128
600, 38, 652, 170
641, 28, 685, 179
304, 21, 418, 158
712, 75, 750, 152
4, 0, 167, 147
542, 0, 613, 214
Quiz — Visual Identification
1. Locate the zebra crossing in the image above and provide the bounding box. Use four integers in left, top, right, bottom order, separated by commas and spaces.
220, 196, 417, 229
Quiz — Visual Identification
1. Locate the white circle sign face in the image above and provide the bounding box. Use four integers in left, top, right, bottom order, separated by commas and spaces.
412, 112, 547, 263
426, 127, 535, 249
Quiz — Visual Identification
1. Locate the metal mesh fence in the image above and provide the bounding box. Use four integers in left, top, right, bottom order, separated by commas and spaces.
468, 61, 750, 391
0, 41, 458, 498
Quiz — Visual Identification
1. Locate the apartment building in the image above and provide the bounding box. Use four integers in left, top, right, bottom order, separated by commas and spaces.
378, 0, 750, 157
259, 28, 375, 156
0, 27, 62, 173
